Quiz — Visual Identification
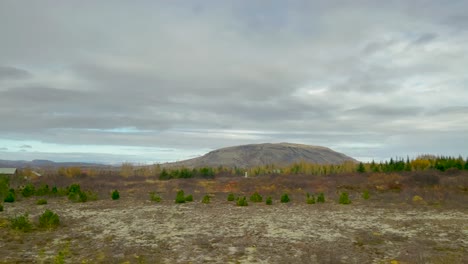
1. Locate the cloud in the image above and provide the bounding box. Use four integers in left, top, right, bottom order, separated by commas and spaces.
19, 145, 32, 149
0, 1, 467, 162
0, 66, 31, 80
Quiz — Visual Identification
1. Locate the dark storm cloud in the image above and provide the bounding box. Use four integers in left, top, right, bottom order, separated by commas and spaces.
0, 0, 467, 162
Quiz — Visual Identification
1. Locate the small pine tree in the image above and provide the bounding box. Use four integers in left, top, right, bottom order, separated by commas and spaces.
250, 192, 263, 202
464, 158, 468, 170
175, 190, 186, 203
4, 190, 15, 203
339, 192, 351, 204
227, 193, 235, 201
236, 196, 248, 206
39, 209, 60, 229
185, 194, 194, 202
280, 193, 290, 203
266, 196, 272, 205
357, 162, 366, 173
317, 193, 325, 203
111, 190, 120, 200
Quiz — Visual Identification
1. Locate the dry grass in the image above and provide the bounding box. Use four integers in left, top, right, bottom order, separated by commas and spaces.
0, 171, 467, 263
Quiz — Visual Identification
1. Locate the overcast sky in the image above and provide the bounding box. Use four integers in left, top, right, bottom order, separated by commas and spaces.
1, 1, 468, 164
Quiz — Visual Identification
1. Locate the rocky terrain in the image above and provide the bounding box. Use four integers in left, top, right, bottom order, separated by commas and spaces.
165, 143, 357, 168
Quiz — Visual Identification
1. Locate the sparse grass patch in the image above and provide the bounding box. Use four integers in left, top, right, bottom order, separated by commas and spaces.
236, 196, 248, 206
227, 193, 235, 201
280, 193, 290, 203
10, 213, 32, 232
339, 192, 351, 204
362, 190, 370, 200
317, 193, 325, 203
266, 196, 272, 205
306, 193, 315, 204
39, 209, 60, 229
250, 192, 263, 202
202, 194, 210, 204
37, 199, 48, 205
149, 192, 162, 202
111, 190, 120, 200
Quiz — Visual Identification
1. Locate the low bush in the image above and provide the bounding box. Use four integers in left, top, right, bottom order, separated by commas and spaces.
149, 192, 162, 202
35, 184, 50, 196
266, 196, 272, 205
306, 193, 315, 204
339, 192, 351, 204
36, 199, 47, 205
236, 196, 248, 206
202, 195, 210, 204
250, 192, 263, 202
21, 184, 36, 198
4, 190, 15, 203
317, 193, 325, 203
38, 209, 60, 229
10, 213, 32, 232
0, 204, 3, 212
175, 190, 186, 203
280, 193, 290, 203
111, 190, 120, 200
362, 190, 370, 200
227, 193, 235, 201
185, 194, 194, 202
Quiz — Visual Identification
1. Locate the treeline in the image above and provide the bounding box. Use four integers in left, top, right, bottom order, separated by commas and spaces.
14, 155, 468, 180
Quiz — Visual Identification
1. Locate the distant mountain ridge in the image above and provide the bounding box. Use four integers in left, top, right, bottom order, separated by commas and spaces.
164, 143, 357, 168
0, 159, 106, 169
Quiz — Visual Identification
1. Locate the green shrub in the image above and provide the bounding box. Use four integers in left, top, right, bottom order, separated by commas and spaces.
35, 184, 50, 196
306, 193, 316, 204
185, 194, 193, 202
21, 184, 36, 197
362, 190, 370, 200
202, 195, 210, 204
0, 204, 3, 212
175, 190, 186, 203
10, 213, 32, 232
4, 190, 15, 203
280, 193, 290, 203
85, 191, 98, 201
0, 176, 9, 202
68, 190, 88, 203
266, 196, 272, 205
37, 199, 47, 205
227, 193, 235, 201
339, 192, 351, 204
317, 193, 325, 203
39, 209, 60, 229
250, 192, 263, 202
236, 196, 248, 206
111, 190, 120, 200
149, 192, 162, 202
67, 184, 81, 195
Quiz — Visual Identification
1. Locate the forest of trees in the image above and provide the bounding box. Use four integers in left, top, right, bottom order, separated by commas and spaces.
15, 155, 468, 181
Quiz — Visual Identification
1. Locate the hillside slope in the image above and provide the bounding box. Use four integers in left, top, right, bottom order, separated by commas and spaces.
165, 143, 357, 168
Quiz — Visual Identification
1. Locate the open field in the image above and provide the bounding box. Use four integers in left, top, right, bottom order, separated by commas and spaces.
1, 172, 468, 263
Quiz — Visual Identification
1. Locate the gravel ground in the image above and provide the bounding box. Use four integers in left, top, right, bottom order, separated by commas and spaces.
1, 195, 467, 264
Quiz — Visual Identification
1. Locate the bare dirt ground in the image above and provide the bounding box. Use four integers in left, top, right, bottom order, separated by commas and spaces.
1, 194, 467, 264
